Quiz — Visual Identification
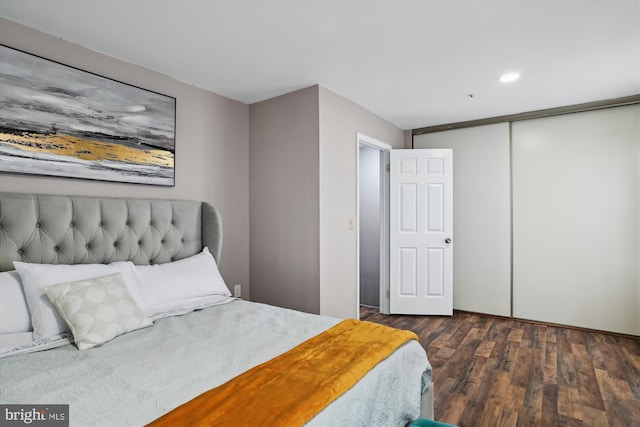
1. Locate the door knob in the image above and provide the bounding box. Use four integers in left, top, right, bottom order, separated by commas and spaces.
445, 238, 452, 244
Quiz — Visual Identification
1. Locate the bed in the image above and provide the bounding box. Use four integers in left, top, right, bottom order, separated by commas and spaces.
0, 192, 433, 426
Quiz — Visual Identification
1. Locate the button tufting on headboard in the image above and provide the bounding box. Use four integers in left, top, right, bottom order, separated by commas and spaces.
0, 193, 222, 272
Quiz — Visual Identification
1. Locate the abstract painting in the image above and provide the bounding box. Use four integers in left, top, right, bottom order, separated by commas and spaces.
0, 45, 176, 186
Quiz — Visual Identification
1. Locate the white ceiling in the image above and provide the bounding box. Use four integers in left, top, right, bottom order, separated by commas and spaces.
1, 0, 638, 130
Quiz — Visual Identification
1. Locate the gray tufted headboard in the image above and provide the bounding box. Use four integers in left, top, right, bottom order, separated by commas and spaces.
0, 192, 222, 272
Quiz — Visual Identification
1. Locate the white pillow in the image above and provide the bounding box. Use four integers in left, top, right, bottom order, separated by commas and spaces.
13, 261, 148, 341
0, 271, 32, 334
135, 247, 231, 309
45, 273, 152, 350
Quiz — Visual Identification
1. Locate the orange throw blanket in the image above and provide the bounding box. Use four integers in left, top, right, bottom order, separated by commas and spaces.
147, 319, 418, 427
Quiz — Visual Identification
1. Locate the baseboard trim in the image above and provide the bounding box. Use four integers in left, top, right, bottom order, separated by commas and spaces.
453, 309, 639, 339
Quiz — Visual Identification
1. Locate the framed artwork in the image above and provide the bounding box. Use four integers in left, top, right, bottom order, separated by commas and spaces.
0, 45, 176, 186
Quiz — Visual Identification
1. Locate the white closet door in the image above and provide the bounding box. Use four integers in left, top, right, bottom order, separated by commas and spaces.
512, 105, 639, 335
414, 123, 511, 316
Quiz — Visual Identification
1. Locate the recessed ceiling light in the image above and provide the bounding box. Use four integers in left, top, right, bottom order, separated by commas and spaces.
499, 72, 520, 83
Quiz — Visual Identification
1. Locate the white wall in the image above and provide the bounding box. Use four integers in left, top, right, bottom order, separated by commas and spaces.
0, 18, 250, 295
414, 124, 511, 316
358, 145, 380, 307
318, 86, 404, 319
249, 87, 320, 313
512, 105, 639, 335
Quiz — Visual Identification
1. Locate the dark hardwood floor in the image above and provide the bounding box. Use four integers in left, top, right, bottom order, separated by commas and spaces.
360, 307, 640, 427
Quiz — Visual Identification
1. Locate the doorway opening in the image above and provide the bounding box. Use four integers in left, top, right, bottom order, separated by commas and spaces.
356, 133, 391, 317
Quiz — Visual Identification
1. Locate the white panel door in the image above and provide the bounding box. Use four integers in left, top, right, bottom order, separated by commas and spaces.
390, 149, 453, 315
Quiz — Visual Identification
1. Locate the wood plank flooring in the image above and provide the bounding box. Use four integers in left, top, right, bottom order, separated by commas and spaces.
360, 307, 640, 427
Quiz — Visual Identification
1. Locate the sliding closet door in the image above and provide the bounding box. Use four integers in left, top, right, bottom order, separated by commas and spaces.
414, 123, 511, 316
512, 105, 639, 335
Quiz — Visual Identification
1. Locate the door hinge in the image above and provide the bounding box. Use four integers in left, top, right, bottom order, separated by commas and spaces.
386, 164, 390, 172
386, 290, 390, 299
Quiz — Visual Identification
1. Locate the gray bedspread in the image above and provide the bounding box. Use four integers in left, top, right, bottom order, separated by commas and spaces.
0, 299, 432, 426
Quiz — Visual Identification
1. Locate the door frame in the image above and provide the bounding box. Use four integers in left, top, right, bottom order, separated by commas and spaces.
356, 133, 392, 317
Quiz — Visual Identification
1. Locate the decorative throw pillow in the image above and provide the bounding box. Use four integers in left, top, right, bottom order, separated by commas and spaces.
44, 273, 152, 350
13, 261, 148, 341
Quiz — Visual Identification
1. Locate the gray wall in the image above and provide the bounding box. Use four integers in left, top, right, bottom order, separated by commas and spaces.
249, 85, 404, 318
318, 86, 404, 319
0, 18, 250, 296
358, 145, 380, 307
403, 130, 413, 149
249, 86, 320, 313
0, 18, 405, 318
